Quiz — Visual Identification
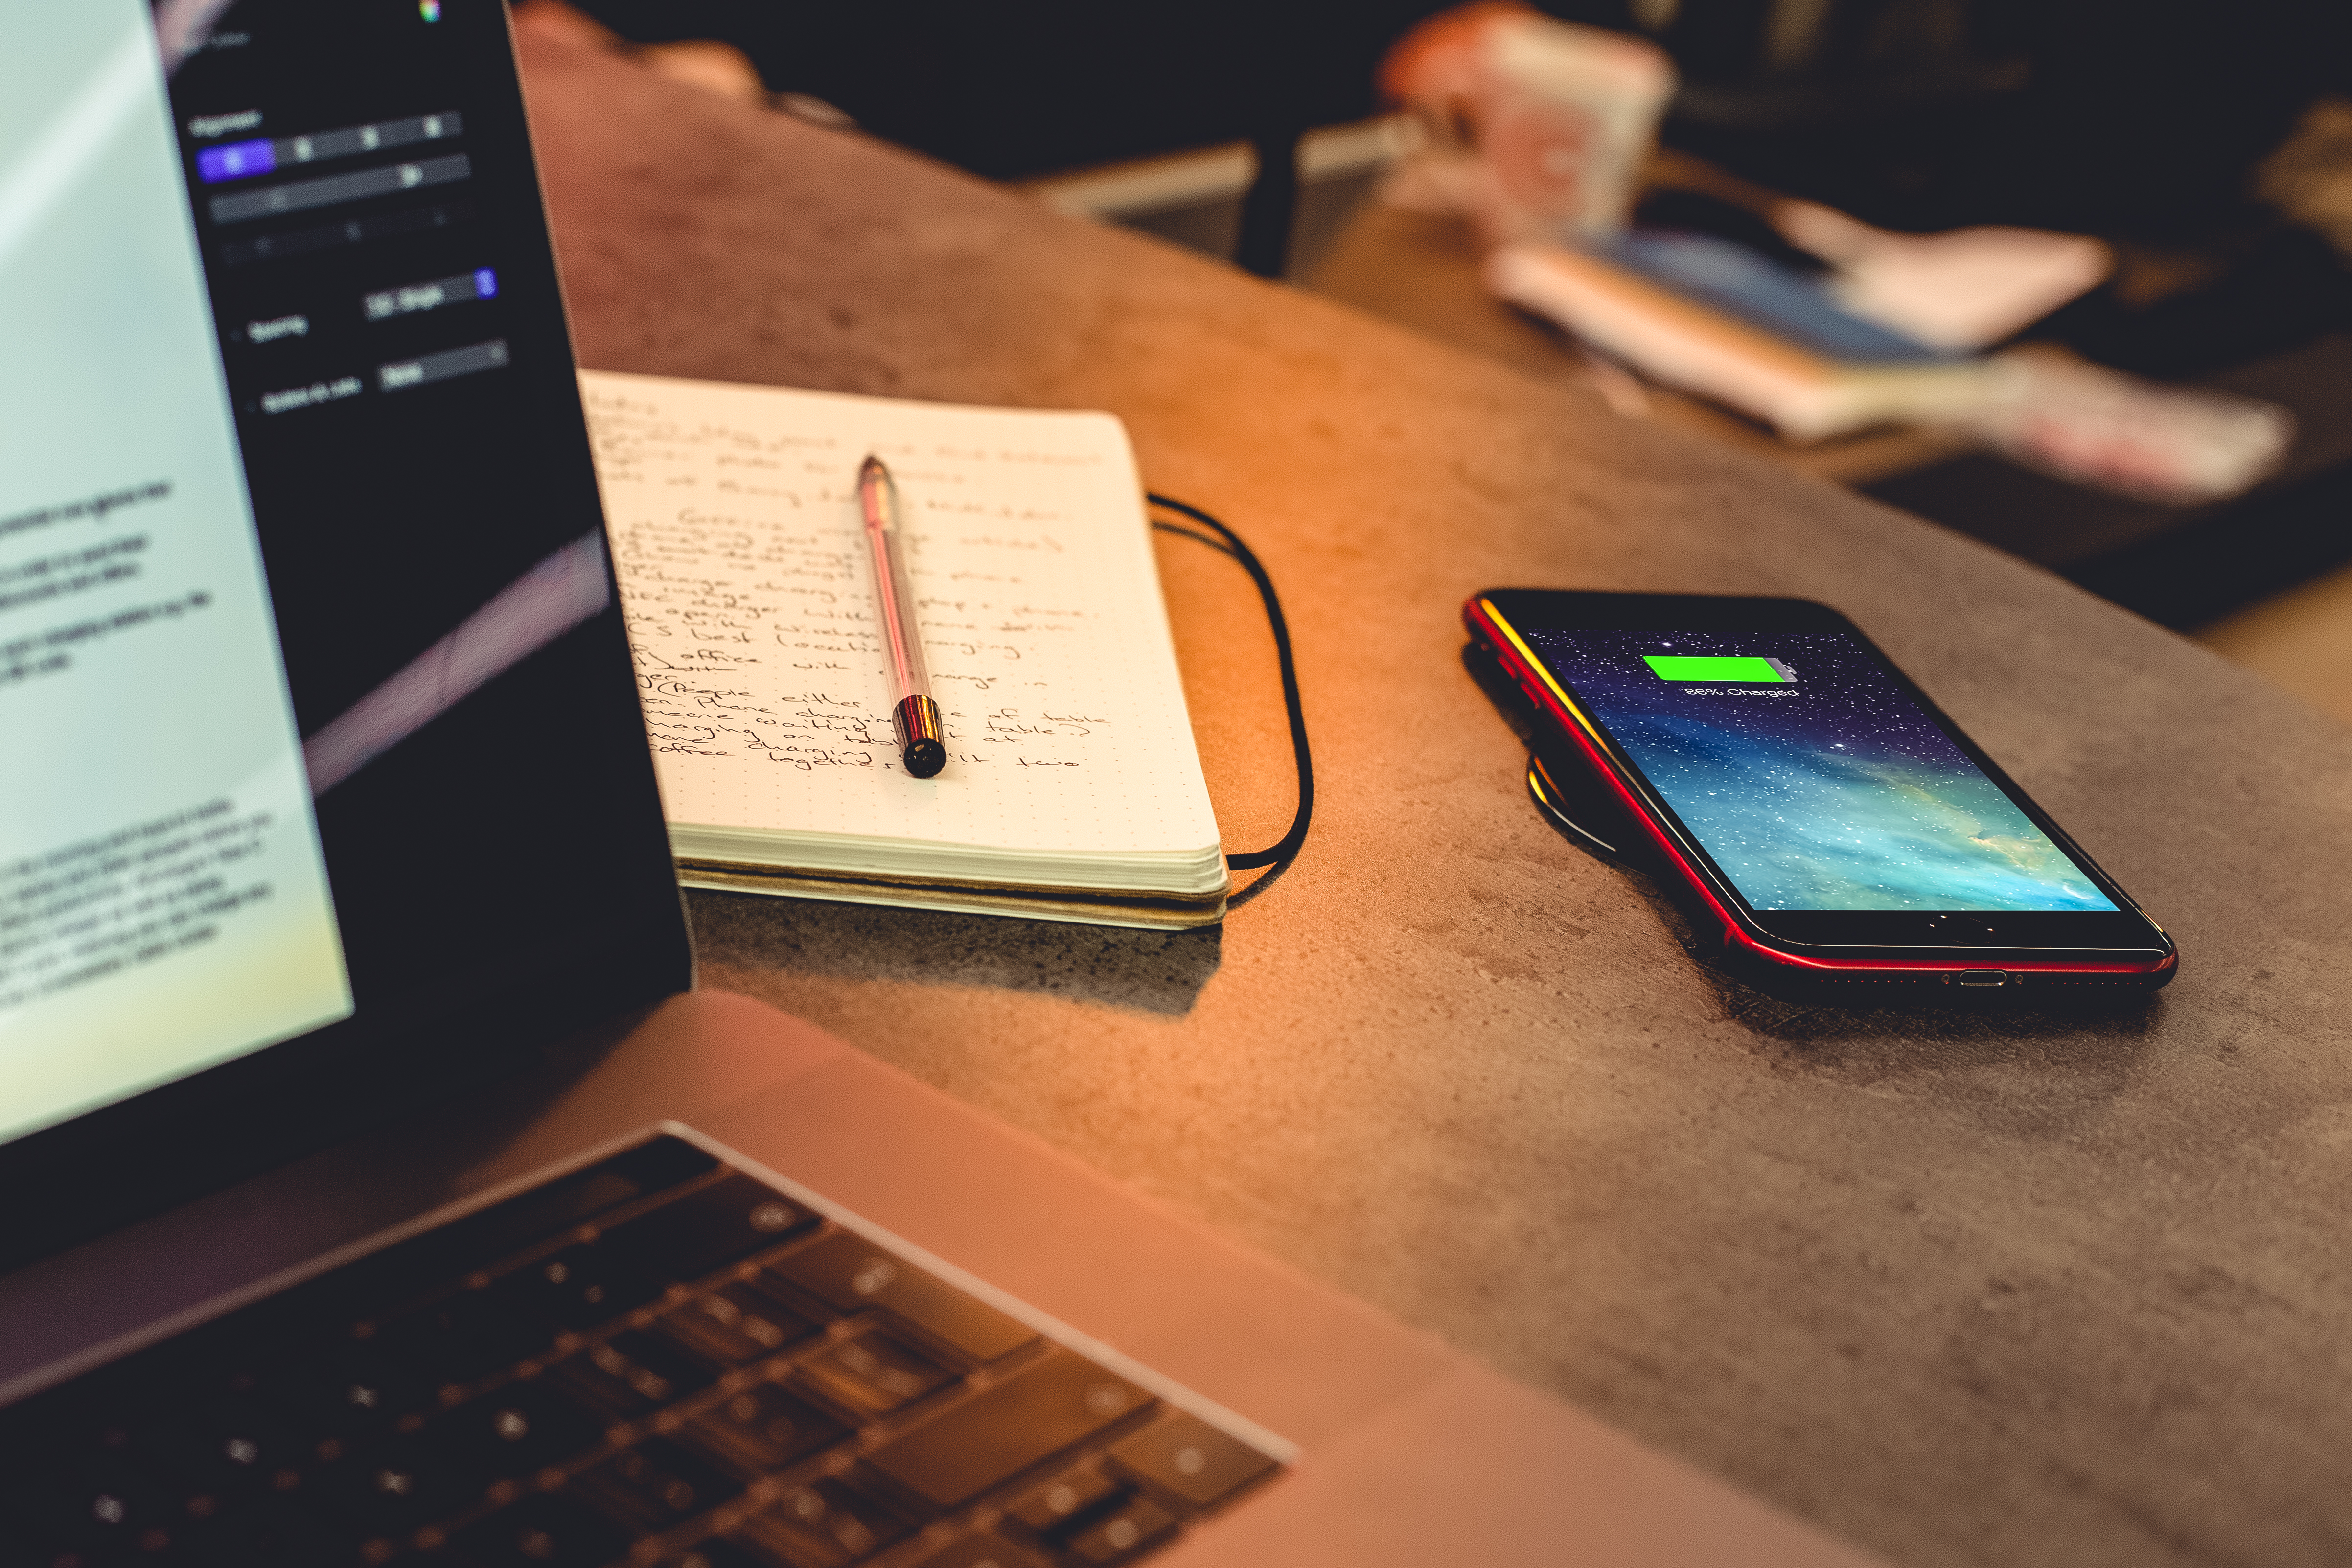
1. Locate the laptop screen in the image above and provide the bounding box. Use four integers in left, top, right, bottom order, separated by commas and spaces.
0, 0, 687, 1243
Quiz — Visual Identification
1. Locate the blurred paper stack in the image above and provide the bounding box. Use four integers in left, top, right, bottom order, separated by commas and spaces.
1380, 3, 2294, 505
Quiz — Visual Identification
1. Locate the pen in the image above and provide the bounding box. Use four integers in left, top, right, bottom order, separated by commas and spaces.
857, 454, 947, 778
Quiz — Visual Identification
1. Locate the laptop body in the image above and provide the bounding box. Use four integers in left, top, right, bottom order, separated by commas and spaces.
0, 3, 1881, 1564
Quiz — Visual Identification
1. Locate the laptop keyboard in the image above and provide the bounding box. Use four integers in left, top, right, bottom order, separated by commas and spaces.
0, 1137, 1281, 1568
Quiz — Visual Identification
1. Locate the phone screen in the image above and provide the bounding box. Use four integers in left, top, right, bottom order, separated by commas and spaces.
1524, 629, 2119, 914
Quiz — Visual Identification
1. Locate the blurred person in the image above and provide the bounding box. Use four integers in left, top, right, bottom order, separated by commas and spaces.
541, 0, 2352, 368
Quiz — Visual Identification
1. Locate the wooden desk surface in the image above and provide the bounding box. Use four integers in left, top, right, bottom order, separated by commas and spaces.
520, 29, 2352, 1568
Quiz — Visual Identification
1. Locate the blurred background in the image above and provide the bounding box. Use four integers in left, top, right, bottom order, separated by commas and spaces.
567, 0, 2352, 724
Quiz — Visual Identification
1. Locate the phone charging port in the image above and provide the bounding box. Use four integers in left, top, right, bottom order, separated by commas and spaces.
1955, 969, 2010, 988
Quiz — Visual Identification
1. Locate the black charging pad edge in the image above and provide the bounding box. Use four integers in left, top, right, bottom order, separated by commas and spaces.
1463, 639, 1651, 867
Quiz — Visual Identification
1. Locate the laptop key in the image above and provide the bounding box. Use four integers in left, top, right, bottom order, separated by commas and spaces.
862, 1350, 1148, 1512
260, 1343, 434, 1442
1103, 1413, 1277, 1509
569, 1437, 740, 1532
682, 1384, 847, 1475
430, 1379, 608, 1478
657, 1541, 773, 1568
1001, 1467, 1121, 1535
138, 1393, 310, 1494
312, 1434, 480, 1535
899, 1530, 1054, 1568
381, 1287, 555, 1385
659, 1285, 821, 1366
792, 1332, 953, 1421
598, 1174, 815, 1286
610, 1331, 721, 1403
450, 1492, 630, 1568
732, 1476, 909, 1568
550, 1341, 657, 1418
1062, 1496, 1176, 1564
4, 1453, 182, 1555
759, 1232, 1036, 1366
696, 1534, 800, 1568
549, 1332, 719, 1418
505, 1244, 664, 1332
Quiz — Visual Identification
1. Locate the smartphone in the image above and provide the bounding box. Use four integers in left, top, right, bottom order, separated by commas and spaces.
1463, 589, 2176, 995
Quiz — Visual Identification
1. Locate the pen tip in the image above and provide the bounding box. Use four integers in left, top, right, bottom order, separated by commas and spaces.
860, 453, 885, 479
903, 739, 946, 779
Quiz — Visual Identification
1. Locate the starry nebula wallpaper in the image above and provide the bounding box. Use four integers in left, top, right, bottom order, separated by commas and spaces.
1527, 631, 2117, 913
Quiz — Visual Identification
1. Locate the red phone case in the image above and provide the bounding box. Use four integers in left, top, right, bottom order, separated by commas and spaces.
1463, 594, 2176, 994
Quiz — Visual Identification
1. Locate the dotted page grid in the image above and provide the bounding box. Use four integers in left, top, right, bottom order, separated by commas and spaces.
581, 370, 1221, 862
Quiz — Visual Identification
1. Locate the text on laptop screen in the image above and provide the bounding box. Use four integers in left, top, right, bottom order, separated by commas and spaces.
0, 0, 349, 1141
0, 0, 680, 1147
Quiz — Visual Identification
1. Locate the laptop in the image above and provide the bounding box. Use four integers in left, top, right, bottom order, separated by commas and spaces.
0, 3, 1885, 1564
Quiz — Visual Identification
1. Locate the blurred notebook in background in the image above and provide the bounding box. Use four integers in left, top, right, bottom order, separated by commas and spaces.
1487, 227, 1999, 442
582, 371, 1228, 928
1485, 212, 2290, 501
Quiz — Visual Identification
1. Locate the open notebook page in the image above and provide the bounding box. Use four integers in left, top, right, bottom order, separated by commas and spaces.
579, 371, 1222, 893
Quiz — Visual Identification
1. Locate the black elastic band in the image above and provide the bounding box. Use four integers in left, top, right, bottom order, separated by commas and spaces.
1147, 494, 1314, 878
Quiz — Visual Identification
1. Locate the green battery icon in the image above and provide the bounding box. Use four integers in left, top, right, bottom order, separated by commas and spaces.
1644, 655, 1796, 683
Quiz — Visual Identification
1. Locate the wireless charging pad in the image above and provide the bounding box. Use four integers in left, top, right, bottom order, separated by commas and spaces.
1524, 751, 1626, 859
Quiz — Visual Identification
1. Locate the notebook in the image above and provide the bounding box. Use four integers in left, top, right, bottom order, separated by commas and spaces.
580, 371, 1228, 930
1485, 236, 2000, 443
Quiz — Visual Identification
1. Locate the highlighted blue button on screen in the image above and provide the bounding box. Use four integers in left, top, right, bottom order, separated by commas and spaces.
196, 139, 276, 183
